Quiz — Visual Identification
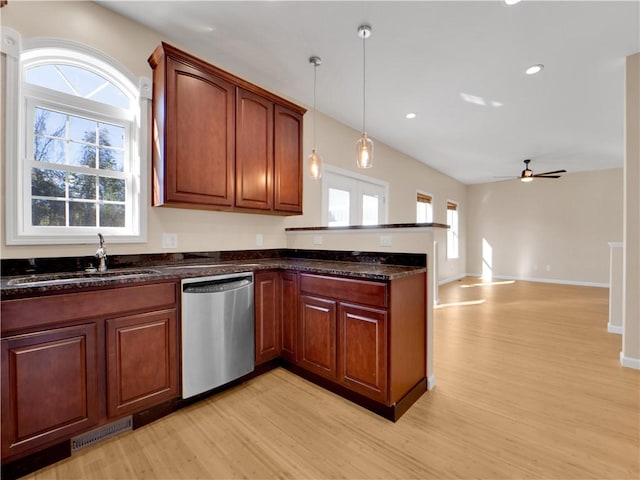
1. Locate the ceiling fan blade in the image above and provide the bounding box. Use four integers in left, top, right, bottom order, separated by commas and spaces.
535, 169, 567, 176
532, 175, 562, 179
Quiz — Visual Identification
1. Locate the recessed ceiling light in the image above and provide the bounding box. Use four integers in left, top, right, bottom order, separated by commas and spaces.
406, 113, 416, 119
525, 64, 544, 75
505, 0, 522, 5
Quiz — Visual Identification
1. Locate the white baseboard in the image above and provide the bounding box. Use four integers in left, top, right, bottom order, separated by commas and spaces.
438, 274, 466, 286
427, 375, 436, 390
465, 273, 608, 289
620, 352, 640, 370
607, 323, 623, 334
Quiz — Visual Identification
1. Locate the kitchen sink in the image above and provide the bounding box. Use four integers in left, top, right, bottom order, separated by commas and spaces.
6, 269, 162, 287
165, 263, 262, 269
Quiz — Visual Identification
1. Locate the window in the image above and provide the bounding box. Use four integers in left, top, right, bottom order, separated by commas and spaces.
322, 167, 388, 226
4, 35, 149, 244
446, 201, 459, 259
416, 192, 433, 223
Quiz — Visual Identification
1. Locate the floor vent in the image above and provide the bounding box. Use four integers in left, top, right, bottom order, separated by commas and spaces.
70, 416, 132, 453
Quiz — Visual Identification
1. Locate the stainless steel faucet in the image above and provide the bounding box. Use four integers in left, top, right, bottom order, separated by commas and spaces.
96, 233, 108, 272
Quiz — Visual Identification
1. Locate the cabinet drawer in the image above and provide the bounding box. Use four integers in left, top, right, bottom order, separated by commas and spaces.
1, 282, 178, 335
299, 274, 387, 308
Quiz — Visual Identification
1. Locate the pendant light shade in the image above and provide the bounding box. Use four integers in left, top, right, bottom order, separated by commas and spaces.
308, 148, 322, 179
356, 133, 373, 169
308, 56, 323, 179
356, 24, 373, 169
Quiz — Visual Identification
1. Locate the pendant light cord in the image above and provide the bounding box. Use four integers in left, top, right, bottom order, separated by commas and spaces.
313, 62, 317, 149
362, 32, 366, 134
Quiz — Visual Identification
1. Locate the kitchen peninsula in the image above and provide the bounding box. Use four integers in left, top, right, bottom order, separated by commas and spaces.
1, 247, 428, 478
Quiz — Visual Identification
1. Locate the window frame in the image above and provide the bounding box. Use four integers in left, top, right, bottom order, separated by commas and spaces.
446, 200, 459, 260
3, 32, 150, 244
416, 190, 433, 223
321, 165, 388, 227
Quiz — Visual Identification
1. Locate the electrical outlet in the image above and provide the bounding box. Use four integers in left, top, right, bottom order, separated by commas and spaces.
313, 235, 323, 245
256, 234, 263, 246
545, 265, 551, 272
379, 235, 392, 247
162, 233, 177, 249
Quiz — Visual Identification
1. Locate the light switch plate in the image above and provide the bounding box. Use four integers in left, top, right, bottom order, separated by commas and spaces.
162, 233, 178, 249
256, 234, 263, 246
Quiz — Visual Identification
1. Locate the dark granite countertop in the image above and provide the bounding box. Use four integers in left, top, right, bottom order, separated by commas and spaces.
285, 222, 449, 232
1, 250, 426, 300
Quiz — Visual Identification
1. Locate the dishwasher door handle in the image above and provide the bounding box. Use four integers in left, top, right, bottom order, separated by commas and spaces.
183, 277, 252, 294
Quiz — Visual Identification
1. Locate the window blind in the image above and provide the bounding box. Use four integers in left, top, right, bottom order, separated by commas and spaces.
417, 193, 432, 204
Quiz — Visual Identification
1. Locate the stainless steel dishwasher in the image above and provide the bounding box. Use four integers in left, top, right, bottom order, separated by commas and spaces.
181, 272, 254, 399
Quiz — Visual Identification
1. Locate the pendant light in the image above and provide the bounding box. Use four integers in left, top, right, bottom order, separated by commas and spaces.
356, 24, 373, 169
308, 56, 323, 179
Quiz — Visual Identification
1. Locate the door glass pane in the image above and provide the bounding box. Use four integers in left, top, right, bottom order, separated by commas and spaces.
362, 194, 379, 225
328, 188, 350, 226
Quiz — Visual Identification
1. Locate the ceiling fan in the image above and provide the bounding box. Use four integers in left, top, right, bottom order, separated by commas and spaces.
517, 159, 566, 182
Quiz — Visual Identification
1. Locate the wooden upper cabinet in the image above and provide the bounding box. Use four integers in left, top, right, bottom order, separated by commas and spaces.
274, 106, 303, 214
150, 48, 235, 208
236, 89, 273, 210
148, 43, 305, 215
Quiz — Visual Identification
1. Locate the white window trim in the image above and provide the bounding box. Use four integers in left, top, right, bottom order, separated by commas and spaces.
321, 164, 389, 226
446, 199, 459, 260
416, 189, 433, 223
2, 31, 150, 244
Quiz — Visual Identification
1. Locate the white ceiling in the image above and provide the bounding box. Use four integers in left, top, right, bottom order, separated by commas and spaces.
99, 1, 639, 185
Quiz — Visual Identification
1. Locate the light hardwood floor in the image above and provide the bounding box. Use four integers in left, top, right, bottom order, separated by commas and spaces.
24, 278, 639, 479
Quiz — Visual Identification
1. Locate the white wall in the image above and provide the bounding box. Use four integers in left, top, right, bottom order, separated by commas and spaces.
287, 108, 466, 283
466, 168, 623, 286
621, 52, 640, 368
1, 1, 468, 286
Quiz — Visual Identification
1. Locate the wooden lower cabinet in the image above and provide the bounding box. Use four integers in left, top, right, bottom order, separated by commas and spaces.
280, 272, 298, 362
106, 309, 178, 418
1, 324, 99, 460
0, 281, 179, 463
337, 303, 388, 403
254, 271, 281, 364
299, 295, 337, 379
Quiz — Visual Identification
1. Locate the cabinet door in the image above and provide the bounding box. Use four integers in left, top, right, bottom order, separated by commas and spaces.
236, 88, 273, 210
254, 271, 281, 365
164, 56, 235, 206
338, 303, 388, 403
106, 309, 178, 418
274, 105, 303, 214
280, 271, 299, 362
1, 324, 99, 460
299, 295, 336, 379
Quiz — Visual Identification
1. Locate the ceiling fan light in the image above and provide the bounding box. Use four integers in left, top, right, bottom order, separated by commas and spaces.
356, 133, 373, 169
521, 176, 534, 183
